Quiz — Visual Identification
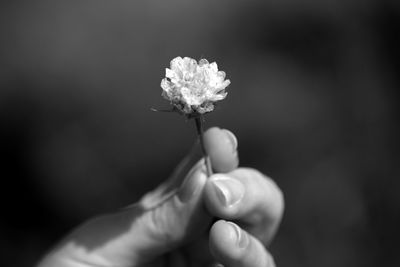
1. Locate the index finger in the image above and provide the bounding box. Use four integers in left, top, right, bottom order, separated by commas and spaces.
204, 127, 239, 173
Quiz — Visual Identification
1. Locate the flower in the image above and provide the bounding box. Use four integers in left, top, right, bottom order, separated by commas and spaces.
160, 56, 230, 115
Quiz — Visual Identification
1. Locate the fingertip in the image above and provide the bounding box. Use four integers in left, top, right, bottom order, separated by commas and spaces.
209, 220, 243, 262
220, 129, 238, 151
204, 127, 239, 173
178, 165, 207, 203
209, 220, 275, 267
204, 174, 244, 218
209, 220, 252, 266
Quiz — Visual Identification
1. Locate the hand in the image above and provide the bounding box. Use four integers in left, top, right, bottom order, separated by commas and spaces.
38, 127, 284, 267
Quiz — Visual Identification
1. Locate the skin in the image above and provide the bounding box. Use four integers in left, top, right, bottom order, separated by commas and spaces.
38, 127, 284, 267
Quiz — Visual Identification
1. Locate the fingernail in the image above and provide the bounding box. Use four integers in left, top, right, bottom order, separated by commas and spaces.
226, 221, 249, 249
221, 129, 238, 152
178, 169, 206, 203
211, 174, 244, 207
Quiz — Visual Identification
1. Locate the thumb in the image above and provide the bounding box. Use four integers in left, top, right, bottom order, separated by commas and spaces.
204, 127, 239, 173
132, 164, 211, 263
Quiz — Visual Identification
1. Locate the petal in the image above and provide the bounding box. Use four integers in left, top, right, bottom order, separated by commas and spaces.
209, 62, 218, 72
198, 58, 209, 67
165, 68, 175, 79
208, 91, 227, 101
160, 78, 171, 92
170, 57, 183, 68
183, 57, 198, 73
217, 71, 226, 80
197, 102, 214, 114
222, 79, 231, 88
170, 57, 184, 73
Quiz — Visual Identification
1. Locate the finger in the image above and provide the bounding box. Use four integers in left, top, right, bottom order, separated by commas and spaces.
209, 220, 276, 267
204, 127, 239, 173
133, 167, 212, 263
204, 168, 284, 244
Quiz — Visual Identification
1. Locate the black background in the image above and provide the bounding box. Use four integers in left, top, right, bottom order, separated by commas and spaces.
0, 1, 399, 266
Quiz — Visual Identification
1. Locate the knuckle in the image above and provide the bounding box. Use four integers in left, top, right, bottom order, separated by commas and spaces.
230, 167, 263, 184
145, 203, 184, 245
233, 168, 284, 206
245, 168, 285, 213
230, 167, 285, 216
267, 179, 285, 218
233, 167, 272, 187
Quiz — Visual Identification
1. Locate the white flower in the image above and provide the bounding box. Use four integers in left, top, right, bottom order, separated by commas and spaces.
160, 56, 230, 115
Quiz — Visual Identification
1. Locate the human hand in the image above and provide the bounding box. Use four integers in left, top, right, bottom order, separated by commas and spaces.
38, 127, 284, 267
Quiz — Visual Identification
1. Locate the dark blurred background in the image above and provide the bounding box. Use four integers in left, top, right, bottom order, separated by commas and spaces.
0, 0, 399, 266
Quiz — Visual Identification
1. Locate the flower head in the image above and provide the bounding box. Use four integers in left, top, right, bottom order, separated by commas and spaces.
160, 56, 230, 116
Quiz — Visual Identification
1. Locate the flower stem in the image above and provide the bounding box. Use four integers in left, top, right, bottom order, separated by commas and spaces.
195, 116, 213, 177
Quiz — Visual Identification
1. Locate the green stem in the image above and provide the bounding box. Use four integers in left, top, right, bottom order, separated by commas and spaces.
195, 116, 213, 177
